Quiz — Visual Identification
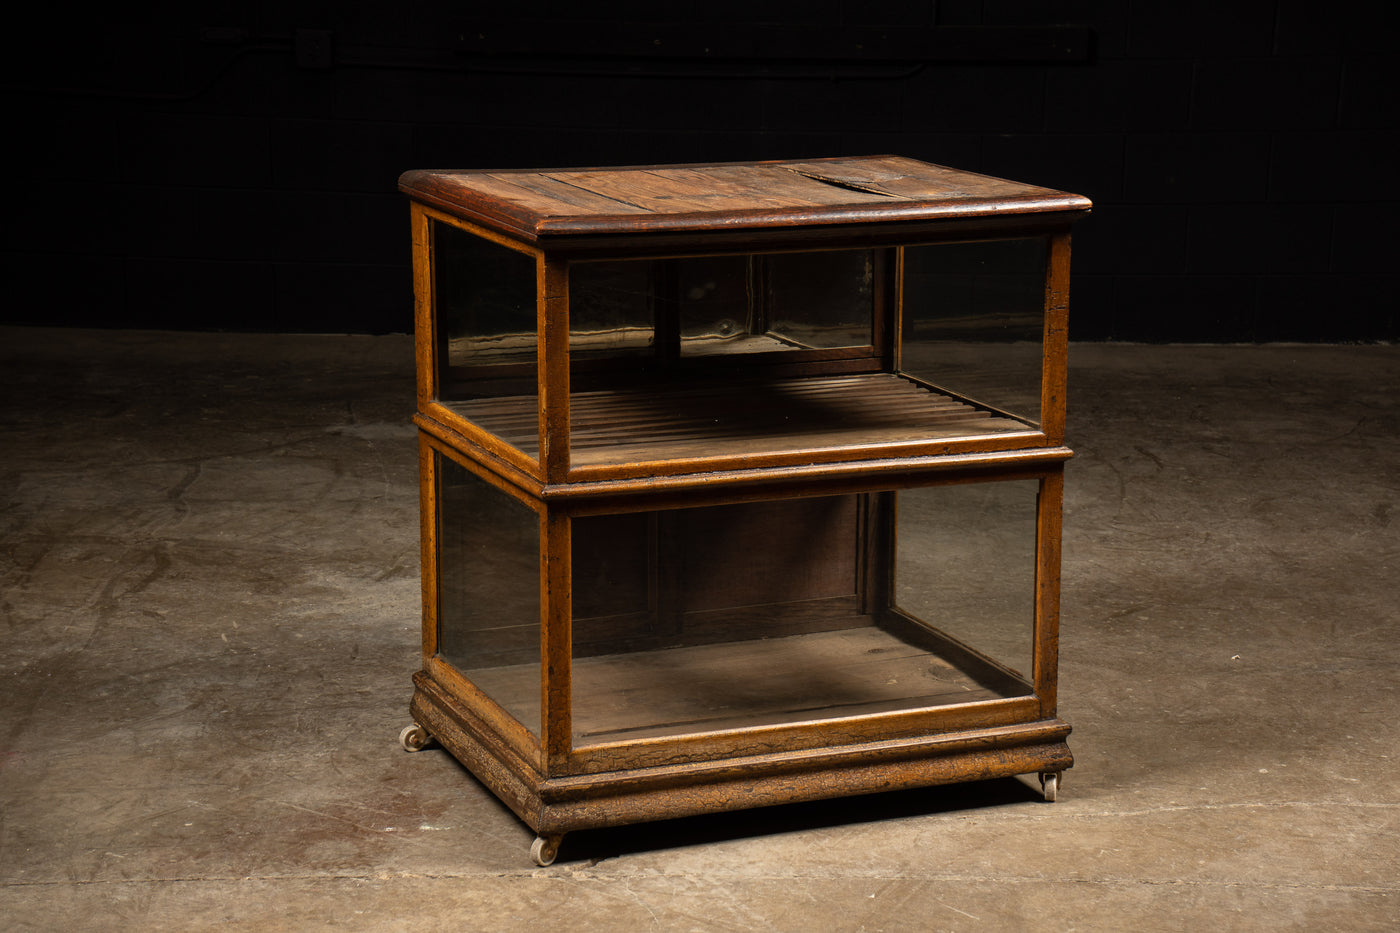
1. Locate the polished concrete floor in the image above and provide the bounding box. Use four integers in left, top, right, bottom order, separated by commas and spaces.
1, 327, 1396, 931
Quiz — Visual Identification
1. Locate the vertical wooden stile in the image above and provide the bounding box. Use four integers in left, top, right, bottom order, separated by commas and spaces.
539, 258, 571, 484
861, 491, 899, 619
1033, 470, 1064, 717
417, 435, 439, 662
540, 510, 573, 774
652, 260, 681, 363
410, 204, 437, 411
880, 247, 902, 373
1040, 231, 1073, 445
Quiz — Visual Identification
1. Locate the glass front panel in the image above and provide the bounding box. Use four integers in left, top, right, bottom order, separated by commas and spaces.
565, 249, 879, 466
901, 237, 1048, 425
568, 487, 1036, 747
894, 480, 1038, 685
431, 219, 539, 453
436, 455, 541, 735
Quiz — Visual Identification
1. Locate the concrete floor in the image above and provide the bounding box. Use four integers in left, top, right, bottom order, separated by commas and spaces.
1, 327, 1396, 932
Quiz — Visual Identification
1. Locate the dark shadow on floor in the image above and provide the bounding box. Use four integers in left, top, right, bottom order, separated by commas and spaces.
553, 775, 1049, 864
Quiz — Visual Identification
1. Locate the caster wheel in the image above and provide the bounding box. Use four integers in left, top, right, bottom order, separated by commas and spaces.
399, 723, 433, 752
530, 835, 563, 867
1039, 771, 1060, 802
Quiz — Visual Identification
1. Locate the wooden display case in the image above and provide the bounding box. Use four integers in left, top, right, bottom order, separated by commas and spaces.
397, 156, 1091, 865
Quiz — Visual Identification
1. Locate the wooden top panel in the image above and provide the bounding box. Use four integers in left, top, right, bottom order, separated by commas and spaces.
399, 156, 1091, 244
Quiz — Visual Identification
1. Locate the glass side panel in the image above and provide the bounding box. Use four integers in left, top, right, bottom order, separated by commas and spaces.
901, 237, 1048, 425
436, 455, 541, 735
568, 489, 1035, 747
765, 249, 874, 350
431, 219, 539, 450
893, 480, 1038, 686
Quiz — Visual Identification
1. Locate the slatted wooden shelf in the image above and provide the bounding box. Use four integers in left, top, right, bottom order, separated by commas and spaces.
462, 625, 1027, 744
446, 372, 1030, 466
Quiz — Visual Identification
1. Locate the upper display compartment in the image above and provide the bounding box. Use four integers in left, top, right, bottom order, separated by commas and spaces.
403, 157, 1090, 489
398, 155, 1091, 251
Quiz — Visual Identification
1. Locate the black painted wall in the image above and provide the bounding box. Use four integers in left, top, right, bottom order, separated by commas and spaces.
4, 2, 1395, 341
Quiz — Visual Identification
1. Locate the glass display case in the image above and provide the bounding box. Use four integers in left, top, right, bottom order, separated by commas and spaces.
398, 156, 1091, 865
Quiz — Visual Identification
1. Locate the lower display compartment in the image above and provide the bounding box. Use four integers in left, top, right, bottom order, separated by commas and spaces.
413, 435, 1070, 864
408, 668, 1073, 839
465, 623, 1029, 745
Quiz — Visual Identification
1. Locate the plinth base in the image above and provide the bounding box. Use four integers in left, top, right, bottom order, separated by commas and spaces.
407, 670, 1072, 847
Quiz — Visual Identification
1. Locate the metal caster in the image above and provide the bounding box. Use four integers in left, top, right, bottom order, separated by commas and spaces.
530, 834, 563, 867
399, 723, 434, 752
1039, 771, 1060, 802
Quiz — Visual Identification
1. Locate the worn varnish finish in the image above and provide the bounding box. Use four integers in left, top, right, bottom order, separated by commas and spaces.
399, 156, 1090, 864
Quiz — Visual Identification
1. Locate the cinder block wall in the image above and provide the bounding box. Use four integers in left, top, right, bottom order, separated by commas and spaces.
3, 1, 1394, 341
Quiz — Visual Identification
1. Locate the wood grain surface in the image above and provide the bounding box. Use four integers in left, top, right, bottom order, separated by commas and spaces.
400, 156, 1091, 243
